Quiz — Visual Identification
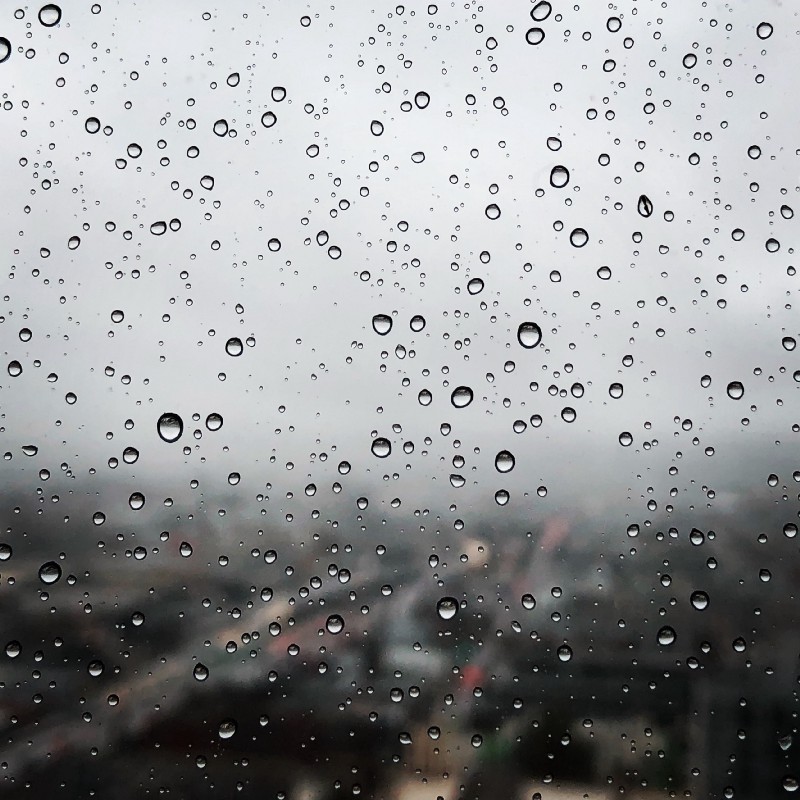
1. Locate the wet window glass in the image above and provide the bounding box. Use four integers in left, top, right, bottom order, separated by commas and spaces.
1, 2, 799, 798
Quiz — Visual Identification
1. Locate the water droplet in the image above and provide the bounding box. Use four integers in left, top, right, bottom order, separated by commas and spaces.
485, 203, 501, 220
326, 614, 344, 634
87, 660, 104, 677
5, 640, 21, 658
218, 719, 237, 739
226, 72, 240, 87
261, 111, 277, 128
150, 220, 167, 236
157, 412, 184, 443
657, 626, 676, 646
410, 314, 426, 332
451, 386, 473, 408
0, 37, 11, 64
531, 1, 552, 21
370, 120, 384, 136
225, 337, 243, 357
525, 27, 545, 45
436, 596, 459, 620
449, 473, 466, 488
557, 644, 573, 662
22, 444, 38, 456
690, 591, 709, 610
39, 560, 62, 585
122, 447, 139, 464
371, 437, 391, 458
179, 542, 193, 557
637, 194, 653, 217
549, 165, 569, 188
683, 53, 697, 69
521, 593, 536, 610
206, 412, 223, 431
560, 407, 576, 423
756, 21, 773, 40
619, 432, 633, 447
193, 663, 209, 681
782, 336, 796, 351
8, 360, 22, 377
213, 119, 229, 136
418, 389, 432, 406
495, 450, 515, 473
414, 91, 430, 109
569, 227, 589, 247
200, 175, 214, 190
128, 492, 145, 510
726, 381, 744, 400
609, 383, 623, 398
372, 314, 392, 335
494, 489, 510, 505
38, 4, 62, 26
68, 235, 81, 250
517, 322, 542, 348
467, 277, 484, 295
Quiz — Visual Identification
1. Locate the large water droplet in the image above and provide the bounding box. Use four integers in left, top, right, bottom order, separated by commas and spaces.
193, 663, 209, 681
521, 593, 536, 610
39, 560, 62, 585
436, 596, 458, 620
206, 412, 223, 431
726, 381, 744, 400
372, 314, 392, 335
517, 322, 542, 348
157, 412, 183, 443
451, 386, 474, 408
569, 227, 589, 247
525, 27, 545, 45
8, 360, 22, 377
549, 165, 569, 188
218, 719, 237, 739
637, 194, 653, 217
690, 591, 709, 610
756, 21, 773, 40
326, 614, 344, 634
0, 37, 11, 64
370, 120, 384, 136
371, 437, 391, 458
495, 450, 515, 473
225, 337, 243, 356
657, 626, 676, 646
530, 1, 552, 21
557, 644, 573, 662
38, 4, 62, 26
261, 111, 277, 128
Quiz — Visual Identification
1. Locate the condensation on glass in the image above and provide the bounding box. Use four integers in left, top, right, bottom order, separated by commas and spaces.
0, 2, 798, 798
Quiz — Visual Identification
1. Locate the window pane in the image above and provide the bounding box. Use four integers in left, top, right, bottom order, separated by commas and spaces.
1, 2, 798, 798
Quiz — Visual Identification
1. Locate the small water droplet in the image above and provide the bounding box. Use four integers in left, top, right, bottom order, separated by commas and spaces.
218, 719, 237, 739
261, 111, 277, 128
557, 644, 573, 662
128, 492, 145, 510
409, 314, 426, 332
193, 663, 209, 681
521, 593, 536, 610
485, 203, 501, 220
5, 640, 21, 658
8, 360, 22, 377
370, 120, 384, 136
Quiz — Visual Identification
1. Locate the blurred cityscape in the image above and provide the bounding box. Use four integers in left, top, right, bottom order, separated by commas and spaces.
1, 474, 798, 799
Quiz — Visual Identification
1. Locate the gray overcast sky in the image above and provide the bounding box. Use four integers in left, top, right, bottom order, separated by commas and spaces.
1, 0, 798, 520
